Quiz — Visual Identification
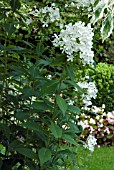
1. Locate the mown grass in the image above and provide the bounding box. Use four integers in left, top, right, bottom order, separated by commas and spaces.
76, 146, 114, 170
59, 146, 114, 170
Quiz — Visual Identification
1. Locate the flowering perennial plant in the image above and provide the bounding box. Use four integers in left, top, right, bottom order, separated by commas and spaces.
53, 22, 94, 65
75, 81, 98, 106
29, 3, 60, 27
70, 0, 96, 7
1, 0, 114, 169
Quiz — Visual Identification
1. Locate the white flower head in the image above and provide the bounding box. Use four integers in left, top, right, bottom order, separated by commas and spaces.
76, 81, 98, 106
84, 134, 97, 152
53, 22, 94, 65
33, 4, 60, 27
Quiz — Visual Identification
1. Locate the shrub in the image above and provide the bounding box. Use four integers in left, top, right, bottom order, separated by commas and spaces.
87, 63, 114, 111
78, 105, 114, 146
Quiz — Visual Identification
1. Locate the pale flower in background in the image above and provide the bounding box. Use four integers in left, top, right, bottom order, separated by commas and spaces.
90, 118, 96, 124
84, 134, 97, 152
68, 100, 75, 105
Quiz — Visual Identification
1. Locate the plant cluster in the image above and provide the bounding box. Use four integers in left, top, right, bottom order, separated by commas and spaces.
78, 105, 114, 146
0, 0, 113, 169
75, 62, 114, 111
87, 62, 114, 111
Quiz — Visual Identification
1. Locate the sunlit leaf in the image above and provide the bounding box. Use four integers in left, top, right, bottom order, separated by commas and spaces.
50, 122, 62, 138
38, 147, 51, 166
56, 95, 68, 114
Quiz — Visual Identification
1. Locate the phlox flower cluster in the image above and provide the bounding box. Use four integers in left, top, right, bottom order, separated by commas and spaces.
83, 134, 97, 152
75, 81, 98, 106
29, 3, 60, 27
53, 22, 94, 66
69, 0, 95, 7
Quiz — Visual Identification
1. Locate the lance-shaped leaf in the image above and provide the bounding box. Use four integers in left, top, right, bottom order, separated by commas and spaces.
68, 105, 81, 114
50, 122, 62, 138
101, 12, 113, 41
4, 23, 16, 36
65, 65, 75, 81
36, 43, 44, 56
65, 80, 84, 93
62, 134, 78, 146
56, 95, 68, 114
32, 101, 52, 111
21, 122, 41, 132
38, 147, 51, 166
15, 111, 29, 120
41, 80, 59, 95
15, 147, 37, 160
91, 1, 106, 25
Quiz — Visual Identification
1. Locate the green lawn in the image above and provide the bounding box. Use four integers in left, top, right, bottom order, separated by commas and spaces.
76, 146, 114, 170
59, 146, 114, 170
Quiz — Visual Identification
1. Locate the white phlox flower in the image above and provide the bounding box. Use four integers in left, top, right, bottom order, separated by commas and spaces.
53, 22, 94, 65
84, 134, 97, 152
76, 81, 98, 106
107, 111, 114, 119
78, 120, 89, 129
29, 4, 60, 27
68, 100, 75, 105
90, 118, 96, 124
69, 0, 95, 7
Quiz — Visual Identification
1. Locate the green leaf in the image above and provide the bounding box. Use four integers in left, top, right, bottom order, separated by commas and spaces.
101, 12, 113, 41
8, 140, 24, 152
21, 87, 35, 97
68, 105, 81, 114
22, 40, 35, 49
26, 160, 40, 170
38, 147, 51, 166
56, 95, 68, 114
0, 144, 6, 155
12, 46, 25, 51
15, 147, 37, 159
21, 122, 41, 132
65, 65, 75, 81
50, 122, 62, 138
38, 59, 50, 66
62, 134, 77, 146
10, 0, 21, 11
29, 66, 40, 78
55, 149, 76, 165
4, 23, 16, 36
69, 122, 81, 133
36, 43, 44, 56
32, 101, 52, 111
91, 4, 105, 24
41, 80, 59, 95
51, 54, 65, 66
65, 80, 83, 93
15, 111, 29, 120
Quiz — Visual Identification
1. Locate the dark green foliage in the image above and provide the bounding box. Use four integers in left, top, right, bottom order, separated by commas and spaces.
0, 1, 82, 169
